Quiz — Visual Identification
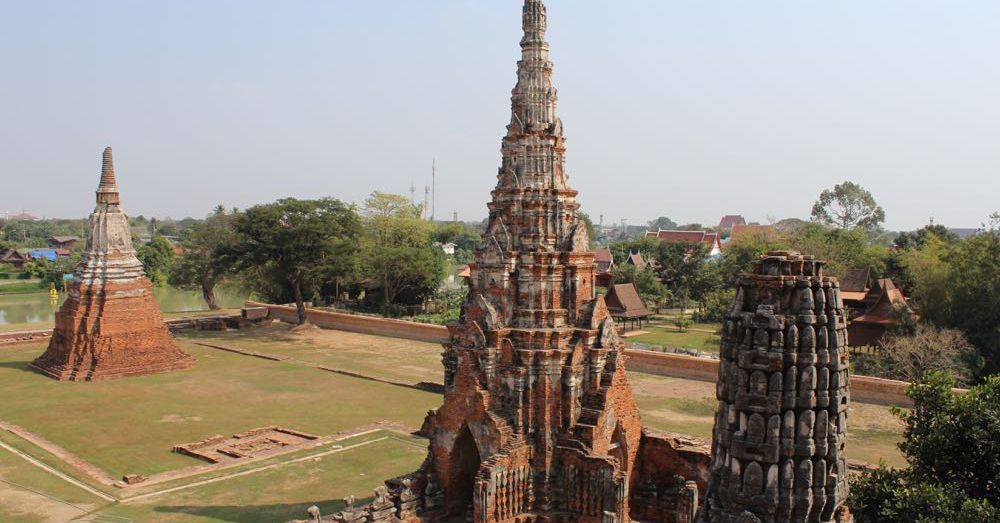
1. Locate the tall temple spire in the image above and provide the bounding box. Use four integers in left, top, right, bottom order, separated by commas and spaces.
509, 0, 559, 135
97, 146, 120, 205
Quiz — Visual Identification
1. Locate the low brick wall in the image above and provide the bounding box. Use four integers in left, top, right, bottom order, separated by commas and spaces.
0, 329, 52, 346
246, 302, 935, 407
248, 302, 450, 345
624, 348, 917, 407
625, 350, 720, 383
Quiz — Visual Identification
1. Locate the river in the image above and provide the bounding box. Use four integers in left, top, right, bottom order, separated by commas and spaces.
0, 286, 248, 329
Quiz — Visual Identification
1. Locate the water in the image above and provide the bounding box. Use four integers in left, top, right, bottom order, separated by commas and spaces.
0, 286, 248, 328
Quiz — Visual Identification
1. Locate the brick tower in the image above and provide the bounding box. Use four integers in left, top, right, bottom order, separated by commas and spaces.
30, 147, 195, 381
296, 3, 709, 523
699, 252, 853, 523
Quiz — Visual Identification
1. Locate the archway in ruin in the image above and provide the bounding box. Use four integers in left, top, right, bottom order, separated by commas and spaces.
449, 424, 482, 515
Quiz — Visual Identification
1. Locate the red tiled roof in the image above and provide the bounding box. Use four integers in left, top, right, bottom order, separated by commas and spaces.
11, 213, 36, 220
591, 249, 613, 263
853, 279, 913, 325
605, 283, 653, 319
626, 252, 647, 271
718, 215, 747, 230
840, 268, 872, 293
54, 249, 71, 256
457, 265, 471, 278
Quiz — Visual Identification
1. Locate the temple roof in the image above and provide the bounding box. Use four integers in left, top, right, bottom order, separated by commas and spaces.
853, 278, 913, 325
605, 283, 653, 319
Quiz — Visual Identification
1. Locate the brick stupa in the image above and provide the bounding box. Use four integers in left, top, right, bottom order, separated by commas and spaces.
30, 147, 194, 381
295, 2, 711, 522
699, 252, 853, 523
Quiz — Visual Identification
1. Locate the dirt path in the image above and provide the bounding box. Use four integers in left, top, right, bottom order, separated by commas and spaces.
0, 440, 116, 502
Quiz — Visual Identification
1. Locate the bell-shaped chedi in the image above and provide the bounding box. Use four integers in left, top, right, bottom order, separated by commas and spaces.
30, 147, 194, 381
699, 252, 853, 523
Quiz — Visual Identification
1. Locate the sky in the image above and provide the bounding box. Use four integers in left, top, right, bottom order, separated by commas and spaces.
1, 1, 998, 231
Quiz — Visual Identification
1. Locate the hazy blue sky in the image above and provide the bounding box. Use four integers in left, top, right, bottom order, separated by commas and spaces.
1, 1, 998, 231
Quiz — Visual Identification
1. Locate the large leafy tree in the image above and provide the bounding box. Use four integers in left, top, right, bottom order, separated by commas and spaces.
169, 206, 238, 310
227, 198, 361, 325
361, 192, 445, 313
811, 181, 886, 231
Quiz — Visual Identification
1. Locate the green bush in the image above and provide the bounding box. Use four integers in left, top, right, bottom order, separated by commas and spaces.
850, 371, 1000, 521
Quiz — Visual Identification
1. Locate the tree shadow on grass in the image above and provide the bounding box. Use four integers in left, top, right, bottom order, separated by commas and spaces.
153, 497, 360, 523
0, 360, 41, 373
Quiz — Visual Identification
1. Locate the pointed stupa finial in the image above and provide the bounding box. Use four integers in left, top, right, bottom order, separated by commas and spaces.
97, 146, 120, 205
523, 0, 547, 38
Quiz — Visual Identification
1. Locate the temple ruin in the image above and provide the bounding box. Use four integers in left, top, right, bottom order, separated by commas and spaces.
699, 252, 852, 523
30, 147, 195, 381
293, 2, 855, 523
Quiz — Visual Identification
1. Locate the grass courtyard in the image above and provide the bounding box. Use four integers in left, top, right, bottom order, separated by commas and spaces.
0, 324, 907, 522
628, 320, 722, 353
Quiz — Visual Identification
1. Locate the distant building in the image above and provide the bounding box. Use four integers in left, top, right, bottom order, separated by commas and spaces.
10, 212, 37, 221
848, 278, 915, 347
645, 229, 723, 256
625, 250, 649, 271
717, 214, 746, 234
0, 248, 27, 270
948, 227, 981, 239
47, 236, 81, 250
591, 249, 615, 288
604, 282, 654, 330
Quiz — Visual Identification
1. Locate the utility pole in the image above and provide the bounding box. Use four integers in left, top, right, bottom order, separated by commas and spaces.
431, 159, 437, 222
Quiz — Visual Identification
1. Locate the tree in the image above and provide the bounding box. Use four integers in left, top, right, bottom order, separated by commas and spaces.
903, 231, 1000, 375
168, 206, 238, 310
227, 198, 361, 325
850, 372, 1000, 522
612, 264, 668, 309
137, 235, 176, 286
651, 240, 710, 311
864, 324, 980, 386
811, 181, 886, 231
647, 216, 678, 231
361, 192, 445, 313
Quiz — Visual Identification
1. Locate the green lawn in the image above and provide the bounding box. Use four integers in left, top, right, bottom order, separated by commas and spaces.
182, 326, 444, 386
0, 431, 426, 523
629, 323, 721, 353
0, 341, 440, 478
628, 372, 906, 467
0, 324, 911, 523
0, 442, 111, 523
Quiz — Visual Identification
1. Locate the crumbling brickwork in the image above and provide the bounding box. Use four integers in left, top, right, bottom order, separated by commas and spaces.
30, 147, 194, 381
699, 252, 853, 523
293, 2, 708, 522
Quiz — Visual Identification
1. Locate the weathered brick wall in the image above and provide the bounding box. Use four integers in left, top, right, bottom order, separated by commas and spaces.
247, 302, 449, 344
623, 349, 932, 407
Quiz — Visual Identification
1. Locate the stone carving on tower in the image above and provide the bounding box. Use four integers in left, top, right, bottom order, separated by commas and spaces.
294, 2, 710, 522
30, 147, 195, 381
698, 252, 853, 523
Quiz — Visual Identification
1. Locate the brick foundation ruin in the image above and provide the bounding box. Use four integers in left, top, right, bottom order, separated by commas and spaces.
29, 147, 195, 381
